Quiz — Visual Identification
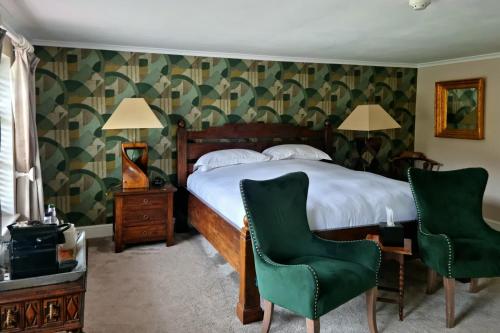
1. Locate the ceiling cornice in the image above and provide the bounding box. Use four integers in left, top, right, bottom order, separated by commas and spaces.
32, 39, 419, 69
31, 39, 500, 70
417, 51, 500, 68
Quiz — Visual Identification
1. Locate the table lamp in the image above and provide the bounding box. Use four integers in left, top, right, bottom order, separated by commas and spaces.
338, 104, 401, 170
102, 98, 163, 189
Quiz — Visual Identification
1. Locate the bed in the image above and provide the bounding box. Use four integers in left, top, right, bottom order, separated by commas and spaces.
176, 120, 417, 324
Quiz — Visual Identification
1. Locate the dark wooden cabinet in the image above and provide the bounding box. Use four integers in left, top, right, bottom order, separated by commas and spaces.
0, 280, 85, 332
113, 185, 177, 252
0, 233, 87, 333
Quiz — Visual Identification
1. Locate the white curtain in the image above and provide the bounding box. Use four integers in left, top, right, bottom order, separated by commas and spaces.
11, 36, 44, 221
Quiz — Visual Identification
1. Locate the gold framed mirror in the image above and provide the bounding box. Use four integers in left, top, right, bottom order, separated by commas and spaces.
435, 78, 485, 139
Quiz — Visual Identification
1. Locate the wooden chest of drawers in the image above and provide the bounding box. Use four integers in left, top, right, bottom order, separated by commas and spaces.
113, 185, 177, 253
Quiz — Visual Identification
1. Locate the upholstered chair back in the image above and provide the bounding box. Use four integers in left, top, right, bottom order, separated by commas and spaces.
240, 172, 314, 262
408, 167, 488, 239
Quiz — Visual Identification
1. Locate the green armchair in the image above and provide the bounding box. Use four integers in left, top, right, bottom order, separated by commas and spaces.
408, 167, 500, 328
240, 172, 381, 333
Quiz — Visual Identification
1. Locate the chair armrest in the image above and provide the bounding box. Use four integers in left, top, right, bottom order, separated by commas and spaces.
418, 228, 454, 277
254, 251, 319, 319
310, 236, 381, 275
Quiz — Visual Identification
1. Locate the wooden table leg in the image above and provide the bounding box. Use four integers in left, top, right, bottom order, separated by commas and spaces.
398, 254, 404, 321
379, 252, 406, 321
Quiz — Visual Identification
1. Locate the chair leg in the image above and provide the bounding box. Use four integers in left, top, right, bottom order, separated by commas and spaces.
427, 268, 439, 294
366, 287, 378, 333
469, 278, 479, 293
306, 318, 320, 333
261, 299, 274, 333
443, 277, 455, 328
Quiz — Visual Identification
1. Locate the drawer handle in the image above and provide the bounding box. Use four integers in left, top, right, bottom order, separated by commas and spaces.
142, 231, 148, 236
4, 308, 18, 329
142, 214, 149, 221
143, 199, 150, 205
46, 302, 60, 322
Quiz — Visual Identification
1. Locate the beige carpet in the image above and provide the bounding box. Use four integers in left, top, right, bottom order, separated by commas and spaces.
84, 234, 500, 333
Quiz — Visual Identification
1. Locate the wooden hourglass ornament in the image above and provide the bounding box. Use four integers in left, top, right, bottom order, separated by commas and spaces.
121, 142, 149, 189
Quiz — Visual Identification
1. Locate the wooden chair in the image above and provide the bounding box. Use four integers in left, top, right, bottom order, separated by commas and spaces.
391, 151, 442, 181
240, 172, 380, 333
408, 167, 500, 328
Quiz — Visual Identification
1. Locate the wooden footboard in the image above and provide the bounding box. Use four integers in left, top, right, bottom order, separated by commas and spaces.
188, 194, 263, 324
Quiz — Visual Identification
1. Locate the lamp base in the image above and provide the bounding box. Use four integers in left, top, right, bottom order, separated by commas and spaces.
121, 142, 149, 189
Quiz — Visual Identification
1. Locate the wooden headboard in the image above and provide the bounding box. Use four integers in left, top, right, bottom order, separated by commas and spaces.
176, 120, 333, 187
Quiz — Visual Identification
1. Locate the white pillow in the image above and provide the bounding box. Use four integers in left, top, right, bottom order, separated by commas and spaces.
262, 144, 332, 161
194, 149, 270, 172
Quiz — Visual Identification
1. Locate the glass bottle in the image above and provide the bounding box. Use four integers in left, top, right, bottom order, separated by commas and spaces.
47, 204, 59, 225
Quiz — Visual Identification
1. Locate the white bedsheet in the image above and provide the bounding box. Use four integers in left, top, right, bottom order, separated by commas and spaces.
187, 159, 417, 231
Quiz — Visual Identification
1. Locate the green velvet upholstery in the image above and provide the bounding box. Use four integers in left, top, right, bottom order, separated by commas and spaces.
240, 172, 381, 319
408, 167, 500, 279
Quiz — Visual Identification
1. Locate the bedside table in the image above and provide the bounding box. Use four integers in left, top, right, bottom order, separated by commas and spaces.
366, 234, 412, 321
113, 185, 177, 252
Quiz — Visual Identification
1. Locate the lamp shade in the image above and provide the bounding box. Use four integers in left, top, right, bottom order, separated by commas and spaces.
102, 98, 163, 130
337, 104, 401, 131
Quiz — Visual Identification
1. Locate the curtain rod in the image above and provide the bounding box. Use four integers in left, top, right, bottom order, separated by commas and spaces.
2, 27, 21, 45
0, 24, 34, 52
0, 12, 27, 47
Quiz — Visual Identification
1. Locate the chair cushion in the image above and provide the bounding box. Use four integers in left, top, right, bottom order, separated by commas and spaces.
285, 255, 376, 316
452, 237, 500, 278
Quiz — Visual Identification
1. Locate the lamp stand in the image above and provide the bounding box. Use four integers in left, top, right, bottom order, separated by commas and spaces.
355, 136, 382, 172
121, 142, 149, 189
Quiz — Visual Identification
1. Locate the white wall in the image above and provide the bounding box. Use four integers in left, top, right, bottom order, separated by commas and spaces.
415, 58, 500, 223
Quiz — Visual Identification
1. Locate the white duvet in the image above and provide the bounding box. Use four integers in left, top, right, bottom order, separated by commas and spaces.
187, 159, 417, 231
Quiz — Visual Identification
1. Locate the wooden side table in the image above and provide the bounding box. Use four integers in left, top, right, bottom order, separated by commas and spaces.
113, 185, 177, 253
366, 234, 412, 321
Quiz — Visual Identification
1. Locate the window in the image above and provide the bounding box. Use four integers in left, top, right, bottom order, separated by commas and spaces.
0, 52, 15, 221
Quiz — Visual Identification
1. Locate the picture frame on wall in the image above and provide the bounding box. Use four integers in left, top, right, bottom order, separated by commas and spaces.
434, 78, 485, 140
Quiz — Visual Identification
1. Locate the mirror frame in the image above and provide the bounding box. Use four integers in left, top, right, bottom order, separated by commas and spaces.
435, 78, 485, 140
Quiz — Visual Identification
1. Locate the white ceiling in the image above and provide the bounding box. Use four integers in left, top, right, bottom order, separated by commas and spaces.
2, 0, 500, 66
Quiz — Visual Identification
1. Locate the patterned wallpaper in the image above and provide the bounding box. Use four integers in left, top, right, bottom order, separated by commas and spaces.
35, 46, 417, 226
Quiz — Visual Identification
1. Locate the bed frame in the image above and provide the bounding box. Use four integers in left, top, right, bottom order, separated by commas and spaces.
176, 120, 415, 324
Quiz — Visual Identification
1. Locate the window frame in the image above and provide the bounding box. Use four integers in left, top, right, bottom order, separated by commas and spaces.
0, 51, 16, 233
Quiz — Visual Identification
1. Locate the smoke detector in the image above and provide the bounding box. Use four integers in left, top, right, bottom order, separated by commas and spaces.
409, 0, 431, 10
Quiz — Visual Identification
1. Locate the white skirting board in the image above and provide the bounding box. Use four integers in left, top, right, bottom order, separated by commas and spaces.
76, 224, 113, 239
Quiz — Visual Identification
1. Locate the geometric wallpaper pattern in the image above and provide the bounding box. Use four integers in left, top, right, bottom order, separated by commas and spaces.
35, 46, 417, 226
